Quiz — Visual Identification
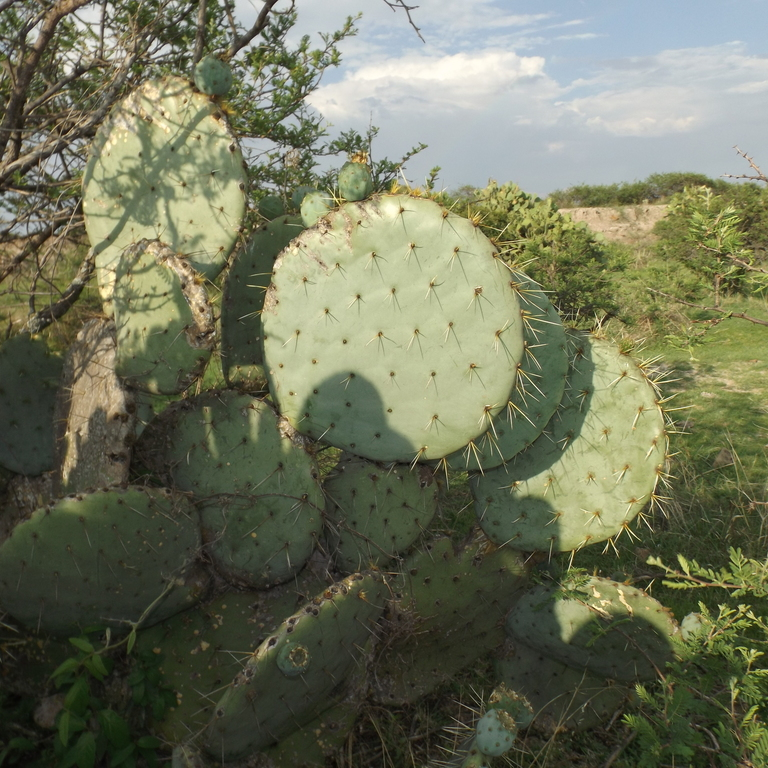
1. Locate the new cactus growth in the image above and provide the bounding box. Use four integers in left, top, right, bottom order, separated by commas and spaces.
338, 158, 374, 202
193, 55, 233, 96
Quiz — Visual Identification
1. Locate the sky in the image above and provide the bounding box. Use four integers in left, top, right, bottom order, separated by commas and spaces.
245, 0, 768, 196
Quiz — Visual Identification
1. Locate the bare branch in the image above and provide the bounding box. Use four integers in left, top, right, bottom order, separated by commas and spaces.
382, 0, 425, 42
227, 0, 283, 59
647, 288, 768, 327
23, 249, 95, 334
724, 146, 768, 185
0, 0, 22, 14
194, 0, 208, 64
0, 0, 93, 164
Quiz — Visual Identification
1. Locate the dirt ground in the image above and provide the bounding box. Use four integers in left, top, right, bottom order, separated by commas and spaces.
560, 204, 669, 246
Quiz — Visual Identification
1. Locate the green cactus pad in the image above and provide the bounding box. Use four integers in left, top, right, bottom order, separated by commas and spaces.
0, 334, 62, 475
291, 186, 317, 210
323, 455, 438, 572
494, 639, 632, 732
52, 319, 135, 495
372, 535, 529, 705
506, 577, 679, 682
258, 194, 287, 220
338, 160, 373, 202
262, 194, 524, 463
471, 333, 667, 552
475, 709, 516, 757
82, 76, 246, 308
135, 569, 325, 742
0, 486, 205, 635
203, 571, 387, 760
300, 190, 334, 227
443, 271, 568, 471
221, 215, 304, 391
135, 390, 323, 588
112, 240, 215, 395
193, 55, 233, 96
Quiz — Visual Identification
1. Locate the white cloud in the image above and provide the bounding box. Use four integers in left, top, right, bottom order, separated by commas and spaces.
308, 49, 556, 118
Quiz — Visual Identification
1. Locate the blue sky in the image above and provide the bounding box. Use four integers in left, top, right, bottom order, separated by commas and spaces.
252, 0, 768, 196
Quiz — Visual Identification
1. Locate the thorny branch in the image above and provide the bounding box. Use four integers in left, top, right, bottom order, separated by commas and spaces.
725, 146, 768, 185
382, 0, 425, 42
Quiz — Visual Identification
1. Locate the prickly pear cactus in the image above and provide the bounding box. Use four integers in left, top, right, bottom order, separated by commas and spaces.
136, 569, 326, 742
0, 486, 206, 634
112, 240, 215, 394
0, 333, 62, 476
494, 638, 632, 732
220, 215, 304, 391
323, 455, 439, 571
506, 576, 679, 681
82, 76, 246, 309
262, 193, 525, 463
193, 55, 233, 96
472, 332, 667, 551
338, 159, 373, 202
442, 270, 569, 471
203, 571, 388, 760
373, 535, 528, 705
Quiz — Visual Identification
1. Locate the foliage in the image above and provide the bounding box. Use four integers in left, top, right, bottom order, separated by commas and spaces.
447, 180, 627, 323
0, 627, 174, 768
622, 550, 768, 768
549, 172, 733, 208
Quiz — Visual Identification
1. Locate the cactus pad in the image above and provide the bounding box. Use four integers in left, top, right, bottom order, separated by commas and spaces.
506, 576, 679, 681
444, 271, 568, 471
136, 569, 325, 742
112, 240, 215, 394
135, 390, 323, 587
193, 55, 233, 96
0, 334, 62, 476
0, 486, 205, 634
373, 536, 528, 704
472, 333, 667, 551
262, 194, 524, 463
323, 455, 438, 571
221, 215, 304, 391
204, 571, 387, 759
494, 639, 632, 732
338, 160, 373, 202
82, 76, 246, 307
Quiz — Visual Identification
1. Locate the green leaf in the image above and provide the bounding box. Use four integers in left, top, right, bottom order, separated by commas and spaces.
69, 637, 95, 654
58, 709, 72, 747
126, 628, 137, 655
73, 731, 97, 768
51, 657, 81, 684
83, 653, 109, 680
136, 735, 161, 750
108, 743, 136, 767
64, 676, 91, 717
97, 709, 130, 750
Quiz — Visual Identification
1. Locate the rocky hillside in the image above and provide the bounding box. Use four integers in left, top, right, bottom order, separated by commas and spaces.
560, 204, 668, 246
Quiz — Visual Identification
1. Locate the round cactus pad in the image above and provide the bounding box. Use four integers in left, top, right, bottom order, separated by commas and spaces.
506, 577, 679, 682
324, 456, 438, 571
262, 194, 525, 463
134, 390, 323, 587
82, 76, 246, 306
204, 571, 387, 759
0, 487, 204, 634
472, 334, 667, 552
0, 334, 62, 475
